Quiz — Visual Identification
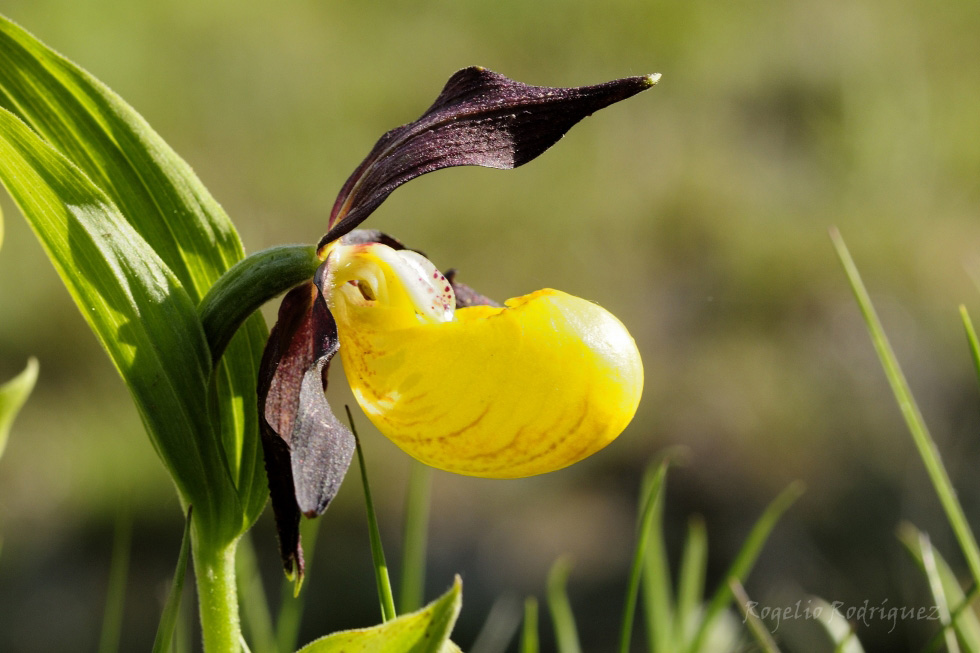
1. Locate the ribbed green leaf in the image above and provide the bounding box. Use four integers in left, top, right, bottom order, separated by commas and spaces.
297, 577, 462, 653
0, 14, 269, 528
0, 356, 37, 459
0, 107, 237, 541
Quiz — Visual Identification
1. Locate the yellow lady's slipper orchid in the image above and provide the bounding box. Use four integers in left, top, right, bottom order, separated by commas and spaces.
257, 66, 658, 579
326, 241, 643, 478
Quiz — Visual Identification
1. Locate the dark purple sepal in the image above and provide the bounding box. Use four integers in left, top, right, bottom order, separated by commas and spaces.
257, 267, 355, 580
320, 67, 658, 247
444, 269, 501, 308
339, 228, 408, 250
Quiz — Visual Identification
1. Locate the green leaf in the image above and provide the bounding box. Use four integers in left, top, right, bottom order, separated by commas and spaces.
152, 507, 194, 653
810, 597, 865, 653
350, 406, 397, 622
521, 598, 539, 653
470, 595, 523, 653
0, 14, 269, 529
297, 576, 462, 653
639, 462, 673, 653
399, 461, 432, 615
0, 356, 37, 459
728, 580, 780, 653
620, 460, 668, 653
689, 481, 804, 653
899, 522, 980, 653
832, 229, 980, 595
674, 517, 707, 648
546, 557, 581, 653
0, 107, 237, 542
237, 533, 278, 653
99, 504, 132, 653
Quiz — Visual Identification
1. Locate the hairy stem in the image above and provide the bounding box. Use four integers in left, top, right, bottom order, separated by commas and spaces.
193, 530, 241, 653
198, 244, 320, 362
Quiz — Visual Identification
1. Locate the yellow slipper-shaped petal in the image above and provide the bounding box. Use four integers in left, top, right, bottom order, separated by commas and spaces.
325, 242, 643, 478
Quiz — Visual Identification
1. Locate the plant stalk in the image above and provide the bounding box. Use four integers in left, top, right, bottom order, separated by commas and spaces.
193, 531, 242, 653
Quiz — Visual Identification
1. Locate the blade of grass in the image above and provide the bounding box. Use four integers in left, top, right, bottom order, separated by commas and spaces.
898, 522, 980, 653
639, 461, 673, 653
619, 460, 668, 653
809, 597, 865, 653
729, 580, 781, 653
919, 531, 961, 653
960, 307, 980, 399
174, 597, 191, 653
152, 507, 193, 653
399, 460, 432, 614
277, 515, 321, 653
0, 356, 37, 459
470, 595, 522, 653
98, 502, 131, 653
674, 517, 707, 648
831, 229, 980, 591
688, 481, 804, 653
546, 557, 582, 653
522, 598, 539, 653
347, 404, 397, 622
924, 585, 980, 653
236, 533, 277, 653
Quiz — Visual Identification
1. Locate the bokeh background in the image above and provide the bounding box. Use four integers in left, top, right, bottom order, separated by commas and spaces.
1, 1, 980, 651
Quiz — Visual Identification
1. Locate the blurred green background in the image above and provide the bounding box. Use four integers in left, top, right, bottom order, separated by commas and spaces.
1, 0, 980, 651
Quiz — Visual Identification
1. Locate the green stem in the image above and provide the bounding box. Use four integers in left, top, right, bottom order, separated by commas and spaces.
347, 405, 397, 622
198, 244, 321, 362
193, 530, 242, 653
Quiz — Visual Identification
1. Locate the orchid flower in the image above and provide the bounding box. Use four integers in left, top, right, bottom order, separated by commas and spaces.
257, 67, 658, 580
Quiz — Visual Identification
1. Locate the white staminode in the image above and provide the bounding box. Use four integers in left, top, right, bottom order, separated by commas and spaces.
331, 242, 456, 323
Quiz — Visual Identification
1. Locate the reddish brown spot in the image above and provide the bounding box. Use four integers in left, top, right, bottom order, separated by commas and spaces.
444, 286, 451, 292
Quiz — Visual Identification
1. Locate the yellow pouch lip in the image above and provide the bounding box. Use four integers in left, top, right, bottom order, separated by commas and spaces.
332, 283, 644, 478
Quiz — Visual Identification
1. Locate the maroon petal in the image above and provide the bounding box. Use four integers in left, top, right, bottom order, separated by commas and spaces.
258, 267, 355, 580
320, 67, 658, 247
